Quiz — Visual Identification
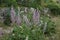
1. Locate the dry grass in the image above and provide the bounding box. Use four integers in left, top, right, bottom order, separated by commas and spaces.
51, 16, 60, 40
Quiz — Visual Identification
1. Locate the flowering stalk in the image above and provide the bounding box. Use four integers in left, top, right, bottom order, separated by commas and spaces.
43, 22, 47, 33
15, 7, 21, 25
23, 15, 30, 26
24, 7, 28, 13
30, 8, 35, 13
33, 9, 40, 25
10, 6, 16, 24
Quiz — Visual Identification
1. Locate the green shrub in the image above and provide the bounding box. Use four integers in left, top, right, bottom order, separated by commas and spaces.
8, 24, 45, 40
7, 15, 56, 40
47, 0, 60, 15
40, 15, 56, 36
4, 9, 11, 26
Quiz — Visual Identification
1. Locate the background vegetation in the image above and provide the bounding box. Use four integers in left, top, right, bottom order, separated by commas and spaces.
0, 0, 60, 40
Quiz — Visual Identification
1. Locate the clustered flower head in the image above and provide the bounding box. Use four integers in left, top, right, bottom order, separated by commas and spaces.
33, 9, 40, 25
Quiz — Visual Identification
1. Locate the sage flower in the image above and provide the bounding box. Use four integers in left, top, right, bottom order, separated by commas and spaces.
10, 6, 16, 24
33, 9, 40, 25
15, 7, 21, 25
23, 15, 30, 25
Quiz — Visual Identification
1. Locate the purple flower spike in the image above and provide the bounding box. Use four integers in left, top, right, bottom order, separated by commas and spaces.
10, 6, 16, 24
16, 7, 21, 26
33, 9, 40, 25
